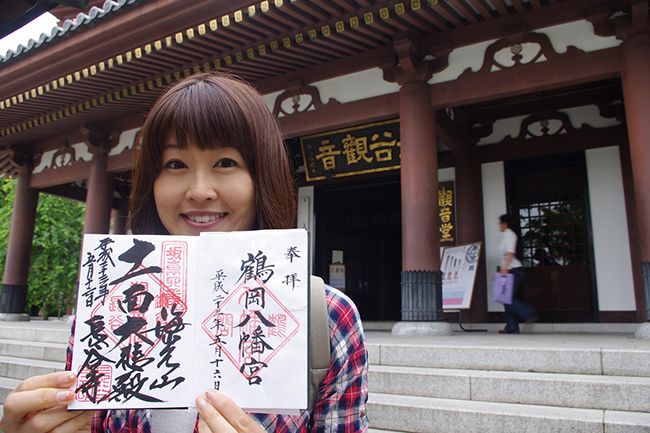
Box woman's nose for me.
[185,172,217,202]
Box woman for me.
[498,214,538,334]
[0,73,369,433]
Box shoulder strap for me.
[309,275,330,411]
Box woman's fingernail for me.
[59,371,76,386]
[196,397,207,410]
[56,390,72,402]
[205,389,218,400]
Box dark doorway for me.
[506,153,598,322]
[313,177,402,321]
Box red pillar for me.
[83,152,114,235]
[0,169,39,318]
[400,80,440,272]
[622,32,650,260]
[621,31,650,321]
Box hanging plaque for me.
[300,119,400,181]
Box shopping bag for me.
[492,272,515,304]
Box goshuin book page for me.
[69,229,309,414]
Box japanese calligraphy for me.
[438,181,456,244]
[301,119,401,181]
[72,229,309,413]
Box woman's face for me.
[153,142,256,236]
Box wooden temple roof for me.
[0,0,639,194]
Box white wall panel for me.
[586,147,636,311]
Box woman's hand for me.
[196,390,265,433]
[0,371,96,433]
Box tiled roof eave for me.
[0,0,143,65]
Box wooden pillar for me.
[385,34,452,332]
[455,157,488,322]
[0,169,39,319]
[83,151,114,235]
[621,31,650,262]
[400,80,440,272]
[111,202,128,235]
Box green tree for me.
[0,177,86,317]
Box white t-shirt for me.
[499,228,523,270]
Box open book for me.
[69,229,309,414]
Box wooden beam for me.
[435,110,470,159]
[278,92,399,137]
[472,124,627,163]
[30,160,91,189]
[30,147,133,189]
[431,47,621,108]
[40,184,87,203]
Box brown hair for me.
[127,72,296,234]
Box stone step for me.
[367,340,650,377]
[367,393,650,433]
[0,355,65,381]
[362,322,641,334]
[0,339,67,363]
[0,323,71,344]
[369,364,650,412]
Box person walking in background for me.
[498,214,538,334]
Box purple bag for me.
[493,272,515,304]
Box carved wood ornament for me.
[460,28,584,78]
[503,111,593,143]
[51,145,77,169]
[272,84,339,118]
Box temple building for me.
[0,0,648,326]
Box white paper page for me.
[69,230,309,414]
[194,229,309,413]
[70,235,197,409]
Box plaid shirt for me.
[67,286,369,433]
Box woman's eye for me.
[216,158,237,168]
[164,160,186,170]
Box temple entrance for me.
[313,177,402,321]
[506,153,598,322]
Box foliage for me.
[519,199,585,267]
[0,177,86,317]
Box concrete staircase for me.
[365,329,650,433]
[0,320,69,419]
[2,321,650,432]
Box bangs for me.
[151,78,255,155]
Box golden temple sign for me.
[439,181,456,245]
[300,119,400,181]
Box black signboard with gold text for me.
[300,119,400,181]
[439,181,456,245]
